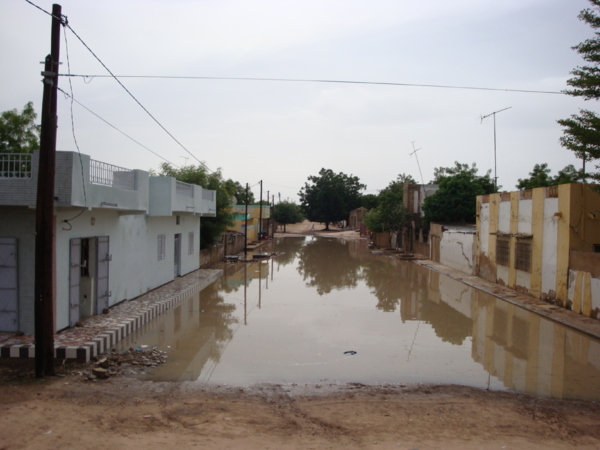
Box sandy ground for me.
[2,223,600,449]
[275,220,363,239]
[1,359,599,449]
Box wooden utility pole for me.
[35,3,62,377]
[244,183,249,259]
[258,180,263,239]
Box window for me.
[496,238,510,267]
[176,215,180,225]
[188,231,194,255]
[158,234,166,260]
[515,240,532,272]
[594,244,600,253]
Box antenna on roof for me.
[410,141,425,185]
[480,106,511,191]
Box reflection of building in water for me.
[226,260,269,288]
[471,292,600,400]
[425,270,600,400]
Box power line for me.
[56,87,179,167]
[23,0,209,172]
[62,25,213,172]
[59,74,564,95]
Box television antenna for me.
[180,156,189,167]
[480,106,511,191]
[410,141,425,185]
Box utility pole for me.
[266,190,270,236]
[272,194,275,233]
[244,183,249,259]
[35,3,62,378]
[481,107,511,191]
[258,180,263,239]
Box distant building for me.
[228,204,271,241]
[0,151,216,333]
[349,207,368,231]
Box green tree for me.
[155,162,236,249]
[516,163,584,189]
[359,193,379,210]
[298,168,366,230]
[516,163,553,189]
[272,200,304,232]
[0,102,39,154]
[558,0,600,181]
[554,164,584,184]
[230,181,255,205]
[363,175,413,234]
[423,162,496,225]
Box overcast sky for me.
[2,0,596,201]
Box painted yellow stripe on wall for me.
[530,188,544,298]
[556,184,570,303]
[508,192,519,289]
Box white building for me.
[0,151,216,334]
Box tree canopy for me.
[298,168,365,230]
[423,162,496,225]
[363,173,414,234]
[155,162,236,249]
[272,200,304,232]
[516,163,583,190]
[0,102,39,154]
[558,0,600,182]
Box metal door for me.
[69,238,81,327]
[96,236,110,314]
[0,238,18,332]
[174,234,181,277]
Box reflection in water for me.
[114,237,600,401]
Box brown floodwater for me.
[114,236,600,401]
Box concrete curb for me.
[413,259,600,340]
[0,269,223,362]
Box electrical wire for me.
[56,87,179,167]
[24,0,186,171]
[62,25,87,224]
[62,24,213,173]
[59,74,565,96]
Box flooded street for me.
[115,237,600,401]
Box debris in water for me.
[344,351,357,355]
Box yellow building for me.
[476,183,600,319]
[228,205,271,242]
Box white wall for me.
[54,208,200,331]
[498,201,511,234]
[439,231,476,275]
[541,198,558,299]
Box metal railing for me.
[176,180,193,197]
[0,153,32,178]
[90,159,135,190]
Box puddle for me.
[114,237,600,401]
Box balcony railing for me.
[90,159,135,190]
[202,189,214,201]
[0,153,32,178]
[176,180,193,197]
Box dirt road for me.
[1,361,599,449]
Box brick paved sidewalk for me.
[0,268,222,362]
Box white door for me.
[69,238,81,327]
[96,236,110,314]
[0,238,18,332]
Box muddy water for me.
[114,237,600,400]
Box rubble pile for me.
[83,347,168,380]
